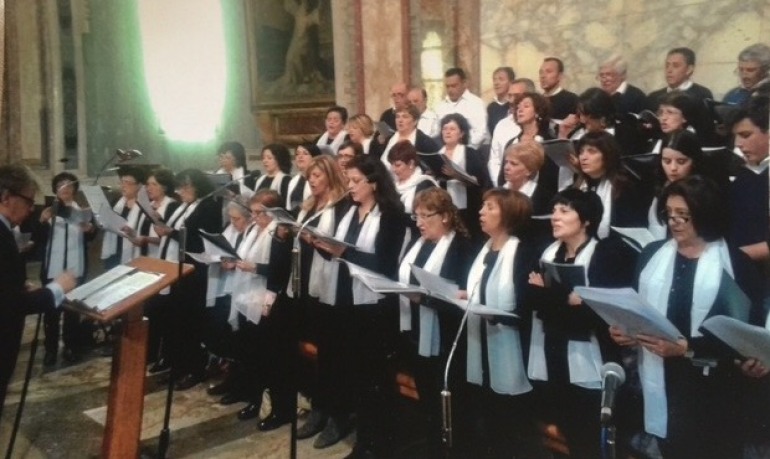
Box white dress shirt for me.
[489,115,522,184]
[435,89,488,148]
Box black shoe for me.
[43,350,57,366]
[206,380,231,396]
[62,347,81,363]
[237,402,261,421]
[175,373,203,391]
[297,409,327,439]
[258,413,290,431]
[313,416,349,449]
[148,358,169,374]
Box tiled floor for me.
[0,316,357,458]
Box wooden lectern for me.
[66,257,193,459]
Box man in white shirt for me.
[488,78,536,185]
[407,87,440,138]
[435,67,488,149]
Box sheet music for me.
[265,207,300,227]
[409,264,460,301]
[611,226,658,251]
[66,265,136,302]
[305,226,358,249]
[700,315,770,364]
[541,261,586,289]
[86,271,164,311]
[574,286,682,341]
[80,185,111,214]
[542,139,578,171]
[335,258,423,294]
[441,154,479,186]
[62,207,93,225]
[200,237,241,261]
[97,204,130,236]
[199,229,240,258]
[137,187,169,229]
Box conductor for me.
[0,164,77,418]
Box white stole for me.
[205,223,243,306]
[254,172,287,194]
[440,145,469,209]
[398,232,455,356]
[46,203,85,278]
[159,200,199,263]
[528,239,603,388]
[381,129,418,172]
[466,237,532,395]
[320,205,382,306]
[637,238,733,438]
[396,172,436,214]
[136,195,175,259]
[316,130,349,154]
[647,197,667,241]
[231,220,277,325]
[298,204,338,299]
[286,174,311,209]
[100,197,141,263]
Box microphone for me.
[441,271,484,449]
[116,149,143,162]
[600,362,626,424]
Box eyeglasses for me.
[411,212,438,221]
[660,212,691,225]
[9,190,35,208]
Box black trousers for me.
[532,381,603,459]
[166,267,208,376]
[315,302,355,418]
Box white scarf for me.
[398,232,456,356]
[320,204,382,306]
[254,172,287,194]
[136,195,175,259]
[440,145,469,209]
[100,197,141,263]
[580,178,612,239]
[466,237,532,395]
[286,174,311,210]
[45,202,85,278]
[647,197,667,241]
[205,223,244,306]
[396,171,436,214]
[528,239,603,388]
[316,129,348,154]
[637,238,733,438]
[381,129,417,171]
[294,202,338,299]
[159,200,200,262]
[231,220,277,325]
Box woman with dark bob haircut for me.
[527,188,637,459]
[253,144,292,204]
[610,175,762,459]
[154,168,222,390]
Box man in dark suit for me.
[0,164,76,418]
[646,47,713,111]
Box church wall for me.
[477,0,770,103]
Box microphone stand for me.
[283,194,347,459]
[4,198,61,459]
[157,225,187,458]
[440,277,482,457]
